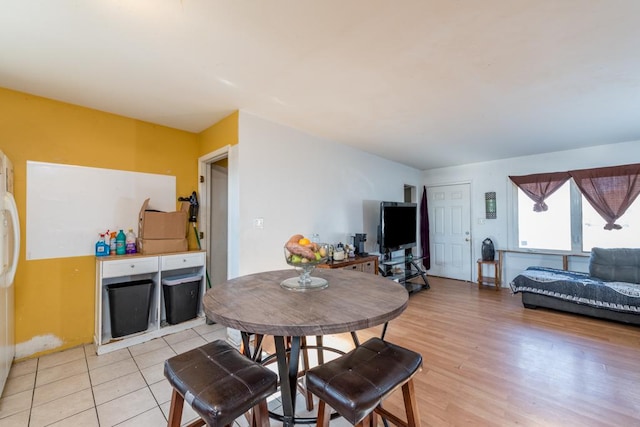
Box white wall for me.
[423,140,640,284]
[236,112,422,275]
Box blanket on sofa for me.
[510,266,640,314]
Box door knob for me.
[465,238,470,242]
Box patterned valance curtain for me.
[569,163,640,230]
[509,172,571,212]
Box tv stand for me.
[379,254,429,294]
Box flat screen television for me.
[378,201,417,253]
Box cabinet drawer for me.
[161,252,205,271]
[362,261,377,274]
[101,257,158,278]
[343,264,363,272]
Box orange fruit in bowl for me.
[298,237,311,246]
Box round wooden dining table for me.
[202,268,409,426]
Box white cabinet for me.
[94,251,206,355]
[101,257,158,278]
[161,253,204,270]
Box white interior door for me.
[427,183,472,281]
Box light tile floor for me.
[0,323,346,427]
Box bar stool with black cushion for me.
[164,340,278,427]
[306,337,423,427]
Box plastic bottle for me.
[95,234,109,257]
[110,231,117,254]
[116,229,126,255]
[125,228,137,254]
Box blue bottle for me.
[95,234,110,257]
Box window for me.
[516,184,572,251]
[582,194,640,251]
[514,182,640,252]
[512,164,640,252]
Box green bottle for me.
[116,229,126,255]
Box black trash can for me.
[162,274,202,325]
[107,279,154,338]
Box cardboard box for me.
[138,198,189,240]
[137,238,188,255]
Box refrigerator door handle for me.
[4,192,20,285]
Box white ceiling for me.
[2,1,640,170]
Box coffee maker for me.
[353,233,367,255]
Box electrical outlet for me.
[478,218,486,225]
[253,218,264,229]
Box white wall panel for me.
[237,112,422,275]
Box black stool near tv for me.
[377,201,430,293]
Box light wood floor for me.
[346,276,640,426]
[4,277,637,426]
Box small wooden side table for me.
[477,259,501,290]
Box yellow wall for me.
[198,111,239,156]
[0,87,201,357]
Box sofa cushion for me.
[589,247,640,284]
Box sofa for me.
[509,247,640,325]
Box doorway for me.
[426,183,472,281]
[208,162,228,286]
[404,185,415,204]
[198,146,232,287]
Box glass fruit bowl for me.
[282,244,329,291]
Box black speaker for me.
[482,238,495,261]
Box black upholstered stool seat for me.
[164,339,278,427]
[306,337,422,427]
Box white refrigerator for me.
[0,151,20,395]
